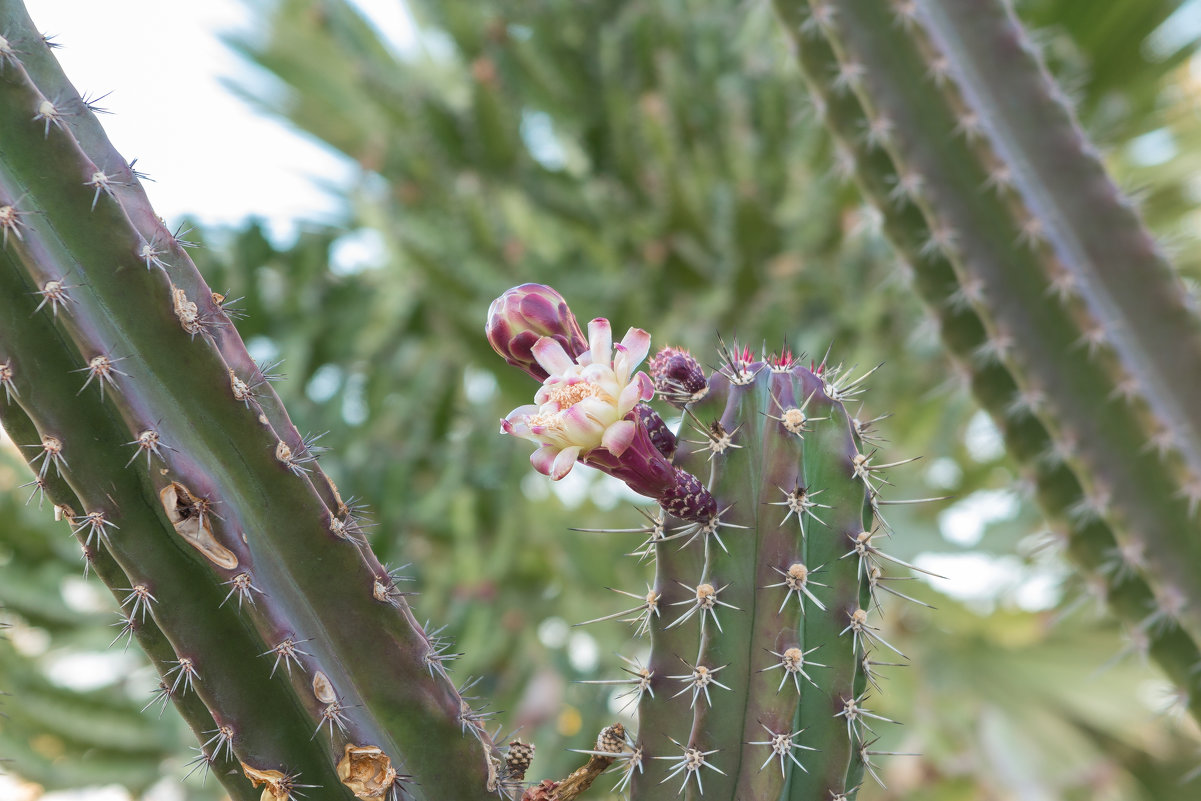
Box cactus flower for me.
[486,283,588,382]
[502,318,655,480]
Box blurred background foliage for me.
[2,0,1201,798]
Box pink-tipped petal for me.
[636,371,655,400]
[502,404,541,432]
[588,318,613,366]
[530,445,561,477]
[617,379,644,413]
[601,420,637,457]
[551,446,582,479]
[618,327,651,368]
[532,337,576,376]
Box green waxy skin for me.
[769,0,1201,730]
[0,1,501,797]
[631,358,892,801]
[0,249,345,797]
[0,399,261,801]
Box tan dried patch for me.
[229,368,251,402]
[337,744,397,798]
[325,474,346,514]
[312,670,336,704]
[171,285,201,334]
[160,482,237,569]
[241,762,291,800]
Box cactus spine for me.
[491,287,929,799]
[771,0,1201,726]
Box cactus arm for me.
[768,0,1201,725]
[625,359,882,800]
[0,252,346,798]
[773,0,1201,635]
[920,0,1201,483]
[0,2,500,796]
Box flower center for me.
[547,380,600,408]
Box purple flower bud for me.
[649,346,708,406]
[486,284,588,382]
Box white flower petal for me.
[532,337,576,376]
[588,318,613,366]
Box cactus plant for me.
[489,284,933,799]
[0,3,503,797]
[771,0,1201,726]
[3,0,1200,797]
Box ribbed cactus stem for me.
[629,356,887,800]
[919,0,1201,484]
[0,2,502,797]
[491,288,927,800]
[0,249,348,797]
[767,0,1201,727]
[0,397,260,799]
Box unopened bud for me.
[486,284,588,381]
[649,346,707,406]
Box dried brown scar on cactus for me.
[337,744,398,799]
[241,763,313,801]
[160,481,237,569]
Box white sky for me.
[27,0,417,240]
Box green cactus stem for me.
[0,395,261,800]
[491,288,932,800]
[767,0,1201,726]
[0,2,503,797]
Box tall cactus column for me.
[0,2,503,798]
[769,0,1201,729]
[490,286,929,800]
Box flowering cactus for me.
[492,285,927,800]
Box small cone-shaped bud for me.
[505,741,535,780]
[636,402,676,458]
[649,346,707,406]
[596,723,626,753]
[487,283,588,381]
